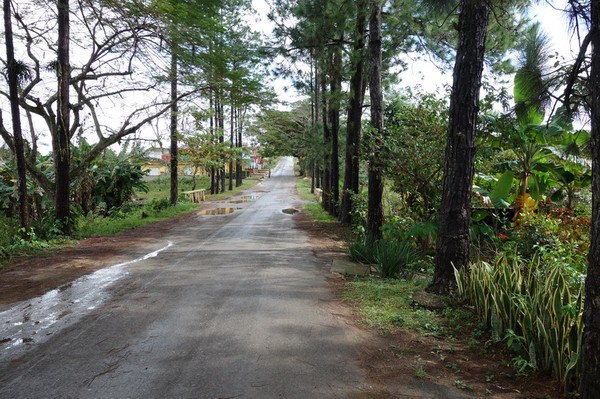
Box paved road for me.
[0,157,368,398]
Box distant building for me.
[141,147,264,178]
[249,148,268,172]
[142,147,172,177]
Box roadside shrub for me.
[456,257,583,393]
[349,239,419,278]
[501,209,589,277]
[146,198,171,214]
[349,191,368,237]
[348,240,377,265]
[28,206,80,241]
[383,91,447,219]
[0,214,20,254]
[375,240,419,278]
[0,215,19,240]
[381,216,437,255]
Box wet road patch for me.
[230,194,259,203]
[197,208,241,216]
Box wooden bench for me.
[182,189,206,203]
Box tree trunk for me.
[229,103,234,191]
[316,165,321,189]
[26,110,38,165]
[321,73,332,212]
[312,58,321,193]
[367,1,384,241]
[169,45,179,206]
[311,158,315,193]
[213,169,219,195]
[340,4,367,226]
[218,94,225,193]
[210,94,216,195]
[236,108,243,187]
[582,1,600,397]
[3,0,29,234]
[309,56,316,194]
[428,0,491,295]
[55,0,71,233]
[329,47,342,217]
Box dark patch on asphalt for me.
[230,195,259,203]
[197,208,241,216]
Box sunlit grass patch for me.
[296,177,337,222]
[295,176,316,201]
[342,278,446,335]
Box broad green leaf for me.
[490,170,514,205]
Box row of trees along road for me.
[254,0,599,396]
[1,0,600,396]
[0,0,273,233]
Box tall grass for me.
[349,239,419,278]
[74,200,199,238]
[140,176,210,201]
[455,258,584,392]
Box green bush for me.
[382,90,447,219]
[376,240,419,278]
[348,240,378,264]
[349,239,419,278]
[382,216,437,254]
[456,195,590,391]
[146,198,171,214]
[506,209,589,275]
[456,257,583,392]
[0,214,20,248]
[349,191,368,236]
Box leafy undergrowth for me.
[293,171,569,398]
[339,277,569,398]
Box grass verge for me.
[77,177,259,238]
[74,202,199,238]
[296,176,337,222]
[1,176,260,264]
[342,278,446,335]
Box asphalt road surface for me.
[0,157,369,399]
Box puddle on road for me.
[230,194,259,204]
[282,208,299,215]
[0,241,173,360]
[197,208,241,216]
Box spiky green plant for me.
[455,257,584,392]
[348,239,418,279]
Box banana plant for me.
[482,24,590,215]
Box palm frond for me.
[514,23,552,125]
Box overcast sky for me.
[0,1,589,155]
